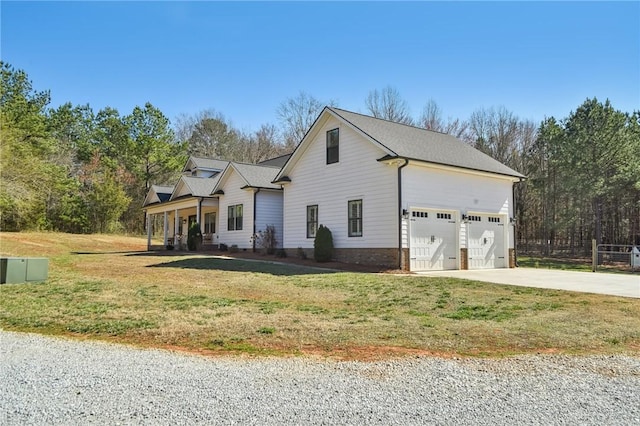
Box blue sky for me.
[2,1,638,132]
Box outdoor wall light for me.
[402,209,409,218]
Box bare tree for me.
[466,106,521,167]
[239,123,287,164]
[418,99,468,138]
[277,92,332,150]
[365,86,414,125]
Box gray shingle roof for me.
[185,157,229,172]
[230,163,282,190]
[180,175,220,197]
[328,107,525,178]
[258,153,292,168]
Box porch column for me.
[196,199,202,234]
[146,213,152,249]
[163,211,169,246]
[174,209,179,246]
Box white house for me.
[273,107,525,271]
[143,156,287,251]
[212,162,284,251]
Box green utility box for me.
[0,257,49,284]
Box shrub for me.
[254,225,277,255]
[187,222,203,251]
[314,224,333,262]
[297,247,307,260]
[275,249,287,258]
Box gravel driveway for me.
[1,331,638,425]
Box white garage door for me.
[467,214,506,269]
[410,209,457,271]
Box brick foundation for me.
[509,248,516,268]
[285,247,400,269]
[460,248,468,270]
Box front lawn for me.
[1,232,639,359]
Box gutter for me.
[397,159,409,270]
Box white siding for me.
[401,163,515,250]
[217,170,254,249]
[255,190,284,248]
[283,117,398,249]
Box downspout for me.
[253,188,261,252]
[397,159,409,270]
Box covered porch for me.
[144,197,220,250]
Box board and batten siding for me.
[283,117,398,249]
[255,190,284,249]
[400,162,515,250]
[217,170,254,249]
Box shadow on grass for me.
[146,256,336,276]
[72,251,149,255]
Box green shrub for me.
[313,224,333,262]
[187,222,203,251]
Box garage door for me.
[410,209,457,271]
[467,214,506,269]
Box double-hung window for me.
[348,199,363,237]
[326,128,339,164]
[227,204,243,231]
[307,205,318,238]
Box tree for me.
[277,91,331,150]
[126,102,185,193]
[0,62,56,230]
[187,112,240,159]
[418,99,467,138]
[365,86,413,125]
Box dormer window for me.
[326,128,339,164]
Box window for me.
[227,204,243,231]
[489,216,501,223]
[348,199,363,237]
[204,212,216,234]
[437,213,452,220]
[307,205,318,238]
[326,128,339,164]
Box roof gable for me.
[213,162,282,194]
[169,175,220,201]
[182,156,229,173]
[143,185,174,206]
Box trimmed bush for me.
[187,222,203,251]
[313,224,333,262]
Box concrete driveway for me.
[419,268,640,298]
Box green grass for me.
[1,232,639,359]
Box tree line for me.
[1,63,638,254]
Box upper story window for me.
[227,204,243,231]
[326,128,339,164]
[307,205,318,238]
[348,199,363,237]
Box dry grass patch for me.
[1,232,639,359]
